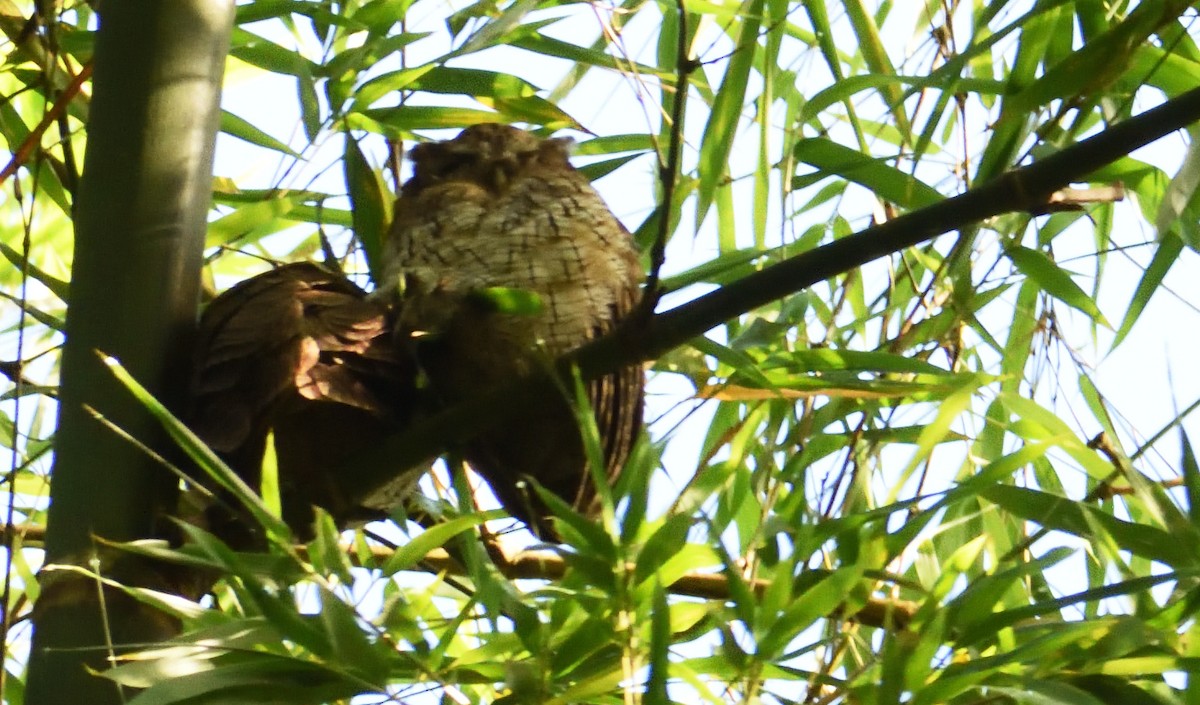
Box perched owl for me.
[189,262,419,544]
[382,123,645,537]
[189,125,644,545]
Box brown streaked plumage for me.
[189,262,419,544]
[381,123,645,537]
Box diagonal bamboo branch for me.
[337,86,1200,502]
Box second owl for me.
[382,124,645,537]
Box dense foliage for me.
[4,1,1200,703]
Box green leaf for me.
[1000,393,1114,478]
[309,509,355,585]
[798,73,1005,125]
[775,348,948,375]
[532,480,617,562]
[1112,232,1182,349]
[317,587,389,680]
[1007,246,1110,328]
[980,485,1190,566]
[229,28,317,76]
[695,0,762,226]
[946,546,1075,632]
[343,133,390,282]
[206,197,298,247]
[0,241,70,300]
[455,0,540,55]
[634,514,692,586]
[97,353,290,542]
[645,581,670,705]
[382,512,496,574]
[297,60,322,142]
[509,32,671,80]
[1182,429,1200,529]
[220,109,300,156]
[259,431,281,518]
[235,0,354,27]
[986,680,1107,705]
[1004,0,1191,115]
[575,153,643,182]
[355,66,572,127]
[842,0,911,138]
[353,105,502,132]
[1155,133,1200,243]
[792,137,943,208]
[573,133,656,156]
[758,567,862,658]
[119,659,364,705]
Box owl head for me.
[405,124,575,195]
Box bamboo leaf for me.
[343,133,390,281]
[695,0,762,226]
[220,109,301,157]
[1007,246,1111,328]
[980,485,1190,566]
[382,512,498,574]
[1112,233,1182,349]
[97,353,290,541]
[792,137,943,209]
[645,581,671,705]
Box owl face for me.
[386,123,638,353]
[406,124,573,195]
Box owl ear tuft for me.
[538,136,576,164]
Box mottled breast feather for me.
[381,123,645,537]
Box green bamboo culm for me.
[25,3,235,703]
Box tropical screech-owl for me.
[189,124,644,543]
[188,263,418,544]
[382,123,645,537]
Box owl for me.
[382,123,645,537]
[188,262,419,545]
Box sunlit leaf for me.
[1007,246,1111,328]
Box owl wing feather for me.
[189,262,418,544]
[582,283,645,513]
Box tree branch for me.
[640,0,694,307]
[339,86,1200,503]
[398,544,917,630]
[618,88,1200,366]
[4,523,917,631]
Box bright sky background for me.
[217,9,1200,696]
[215,1,1200,523]
[4,1,1200,700]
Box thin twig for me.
[337,84,1200,501]
[640,0,695,313]
[0,62,92,187]
[0,522,918,629]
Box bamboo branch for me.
[337,86,1200,501]
[4,522,917,630]
[0,63,92,186]
[394,544,918,630]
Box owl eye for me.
[413,146,478,181]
